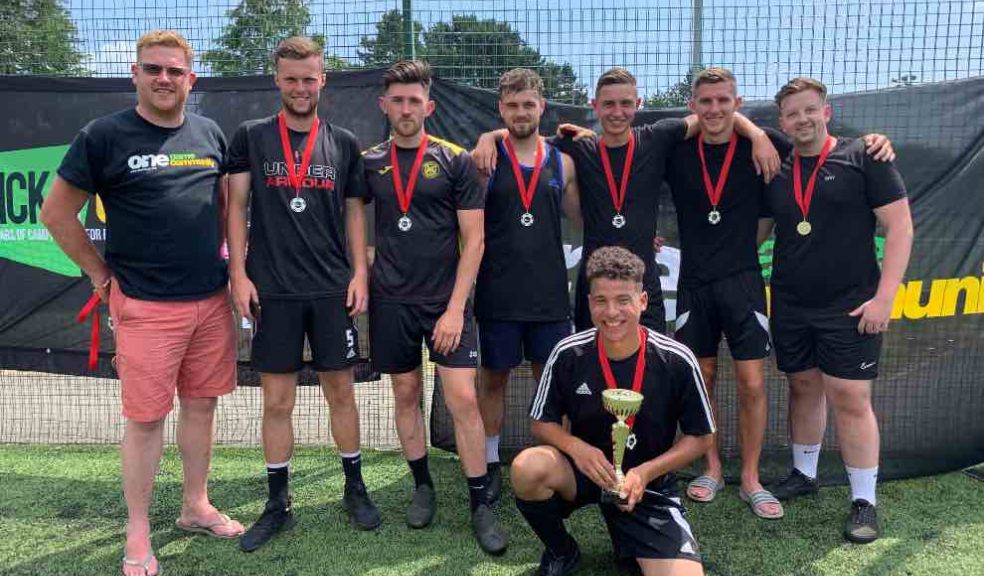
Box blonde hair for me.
[136,30,193,65]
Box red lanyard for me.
[77,293,101,371]
[503,137,545,214]
[390,133,429,216]
[277,112,320,199]
[596,326,647,428]
[697,133,738,210]
[598,132,636,216]
[793,136,836,222]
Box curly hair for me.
[586,246,645,286]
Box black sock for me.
[467,473,489,511]
[516,496,575,557]
[267,464,289,504]
[407,455,433,488]
[341,452,364,486]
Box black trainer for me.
[770,468,820,501]
[471,502,508,555]
[239,497,296,552]
[342,482,382,531]
[406,484,437,529]
[487,462,503,504]
[845,499,880,544]
[537,539,581,576]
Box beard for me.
[392,117,422,138]
[507,122,539,140]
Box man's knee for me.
[511,447,560,496]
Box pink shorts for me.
[110,280,237,422]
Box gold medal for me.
[797,221,812,236]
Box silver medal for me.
[397,215,412,232]
[289,197,306,213]
[708,209,721,225]
[520,212,535,227]
[612,213,626,228]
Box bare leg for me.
[391,368,427,462]
[175,396,243,536]
[121,418,164,576]
[318,368,360,454]
[437,365,487,477]
[688,357,721,500]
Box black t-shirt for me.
[764,137,907,308]
[530,327,715,492]
[227,115,366,299]
[57,108,228,301]
[667,128,792,287]
[363,136,485,303]
[555,120,687,296]
[475,140,569,322]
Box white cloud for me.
[87,40,135,77]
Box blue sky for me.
[72,0,984,100]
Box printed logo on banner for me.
[0,145,104,277]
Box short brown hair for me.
[691,67,737,93]
[498,68,543,97]
[273,36,324,69]
[384,60,432,91]
[774,77,828,107]
[586,246,645,286]
[595,67,637,96]
[136,30,193,65]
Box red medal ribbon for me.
[697,132,739,211]
[277,112,320,199]
[793,136,836,222]
[596,326,647,429]
[390,133,430,215]
[598,132,636,216]
[76,292,101,371]
[503,137,545,215]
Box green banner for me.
[0,145,88,277]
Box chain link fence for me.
[2,1,982,102]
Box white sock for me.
[791,443,822,479]
[846,466,878,506]
[485,435,500,464]
[266,460,290,470]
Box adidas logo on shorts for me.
[346,348,357,359]
[576,383,592,395]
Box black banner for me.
[1,71,982,479]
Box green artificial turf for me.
[0,446,981,576]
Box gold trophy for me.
[601,388,644,504]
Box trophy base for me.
[600,489,628,506]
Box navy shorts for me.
[251,295,358,373]
[674,270,771,361]
[478,319,573,370]
[771,294,882,380]
[369,299,479,374]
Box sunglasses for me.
[138,62,190,79]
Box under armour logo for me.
[469,350,479,358]
[575,383,592,395]
[860,361,877,370]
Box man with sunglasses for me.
[41,30,242,576]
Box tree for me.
[357,9,423,66]
[359,12,587,104]
[0,0,87,75]
[202,0,346,76]
[645,67,704,108]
